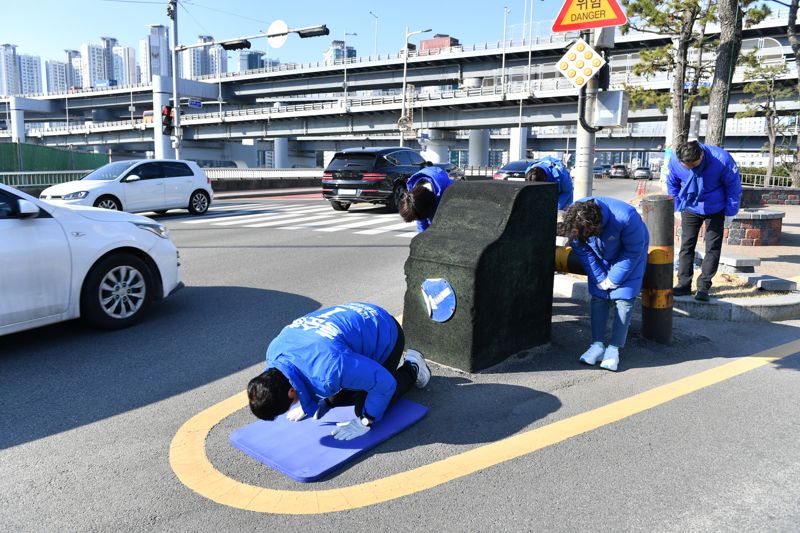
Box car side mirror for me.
[18,199,40,218]
[124,174,141,183]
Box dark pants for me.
[326,318,416,419]
[677,209,725,292]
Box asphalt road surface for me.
[2,182,799,532]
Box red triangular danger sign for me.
[552,0,627,32]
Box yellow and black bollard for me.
[640,194,674,344]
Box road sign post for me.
[551,0,627,199]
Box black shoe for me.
[694,291,710,302]
[673,286,691,297]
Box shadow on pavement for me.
[479,297,800,375]
[0,286,320,450]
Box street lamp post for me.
[501,6,510,92]
[399,26,431,147]
[343,32,357,109]
[369,11,378,57]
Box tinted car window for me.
[82,160,138,181]
[405,151,426,165]
[130,162,163,180]
[161,162,194,177]
[500,161,533,172]
[0,190,18,218]
[326,153,377,171]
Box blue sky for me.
[3,0,564,70]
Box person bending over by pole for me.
[247,302,431,441]
[527,156,574,210]
[399,163,455,232]
[667,140,741,302]
[562,197,649,372]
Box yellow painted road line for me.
[169,338,800,515]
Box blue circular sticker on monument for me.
[421,278,456,323]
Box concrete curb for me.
[553,274,800,322]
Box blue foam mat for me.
[230,398,428,482]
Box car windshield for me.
[82,161,139,181]
[500,161,533,172]
[326,153,378,171]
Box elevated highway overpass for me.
[0,11,795,166]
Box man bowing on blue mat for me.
[247,302,431,441]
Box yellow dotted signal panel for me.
[557,38,606,89]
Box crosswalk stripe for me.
[396,231,417,238]
[354,221,417,235]
[209,206,332,226]
[243,213,335,228]
[313,214,398,232]
[277,214,368,230]
[179,207,277,223]
[208,203,267,211]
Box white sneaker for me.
[600,345,620,372]
[404,349,431,388]
[579,342,605,365]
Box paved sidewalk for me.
[723,204,800,283]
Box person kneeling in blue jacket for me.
[399,164,455,232]
[562,197,649,372]
[247,302,431,440]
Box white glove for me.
[331,418,371,441]
[597,278,617,291]
[285,402,307,422]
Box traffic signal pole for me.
[572,30,600,200]
[168,0,181,159]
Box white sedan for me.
[0,183,183,336]
[39,159,213,215]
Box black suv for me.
[322,147,429,212]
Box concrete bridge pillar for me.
[468,129,490,167]
[508,127,528,162]
[151,76,173,159]
[273,137,289,168]
[9,98,25,143]
[418,129,455,164]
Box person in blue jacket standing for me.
[528,156,573,210]
[667,140,741,301]
[399,163,455,232]
[562,197,649,372]
[247,302,431,440]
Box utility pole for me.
[572,30,600,200]
[167,0,181,159]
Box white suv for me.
[0,183,183,335]
[40,159,213,215]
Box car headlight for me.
[133,222,170,239]
[63,191,89,200]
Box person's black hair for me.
[677,141,703,163]
[528,166,548,182]
[399,184,436,223]
[562,200,602,244]
[247,368,293,421]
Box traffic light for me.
[161,105,173,135]
[221,39,251,51]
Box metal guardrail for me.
[1,169,794,189]
[204,168,322,180]
[0,170,89,187]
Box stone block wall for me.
[741,186,800,207]
[674,209,784,246]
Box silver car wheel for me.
[98,265,146,319]
[191,192,209,213]
[97,198,119,210]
